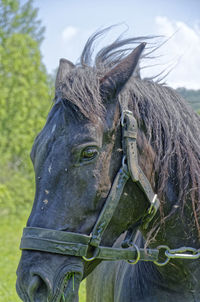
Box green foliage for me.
[0,212,28,301]
[0,0,45,44]
[0,33,50,162]
[176,87,200,112]
[0,162,35,215]
[0,0,53,214]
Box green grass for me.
[0,209,86,302]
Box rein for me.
[20,110,199,266]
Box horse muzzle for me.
[16,250,83,302]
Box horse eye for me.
[81,147,98,161]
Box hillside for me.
[176,87,200,112]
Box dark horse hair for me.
[57,28,200,241]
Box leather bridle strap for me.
[20,227,159,262]
[121,110,160,229]
[89,164,129,247]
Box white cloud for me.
[61,26,79,42]
[145,17,200,89]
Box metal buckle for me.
[121,110,132,127]
[148,194,158,214]
[143,194,160,230]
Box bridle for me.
[20,110,160,264]
[20,110,200,266]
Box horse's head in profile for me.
[16,29,200,302]
[16,31,148,301]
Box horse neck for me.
[138,132,199,249]
[128,103,199,249]
[121,88,200,295]
[135,136,200,294]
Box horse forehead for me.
[32,111,103,160]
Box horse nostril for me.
[28,274,52,301]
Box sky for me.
[34,0,200,89]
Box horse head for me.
[16,39,154,302]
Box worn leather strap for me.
[122,110,160,229]
[122,110,139,181]
[20,227,159,262]
[20,227,91,256]
[90,165,129,247]
[138,168,160,229]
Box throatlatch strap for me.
[122,110,139,181]
[138,168,160,229]
[122,110,160,229]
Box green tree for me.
[0,0,45,43]
[0,0,53,214]
[0,33,51,164]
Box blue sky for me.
[34,0,200,89]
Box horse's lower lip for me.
[59,273,80,302]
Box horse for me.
[16,28,200,302]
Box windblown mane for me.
[58,28,200,237]
[121,78,200,239]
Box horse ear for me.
[100,42,146,100]
[55,58,75,89]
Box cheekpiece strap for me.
[121,110,139,181]
[90,165,129,247]
[121,110,160,229]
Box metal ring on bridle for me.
[127,243,141,265]
[82,247,100,262]
[153,245,170,266]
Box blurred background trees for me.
[0,0,53,215]
[177,87,200,113]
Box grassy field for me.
[0,210,86,302]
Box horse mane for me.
[58,28,200,237]
[121,78,200,239]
